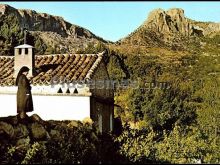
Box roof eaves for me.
[15,44,34,49]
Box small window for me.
[66,88,70,94]
[57,87,63,93]
[25,48,28,54]
[19,48,22,55]
[73,88,78,94]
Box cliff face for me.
[0,4,107,55]
[0,4,104,39]
[143,8,192,36]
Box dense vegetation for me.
[35,35,219,164]
[108,35,220,163]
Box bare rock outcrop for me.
[0,4,99,39]
[147,8,220,38]
[0,121,14,139]
[143,8,197,37]
[204,23,220,35]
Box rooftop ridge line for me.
[85,51,104,80]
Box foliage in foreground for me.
[115,124,220,164]
[0,120,124,164]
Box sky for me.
[1,1,220,42]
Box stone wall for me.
[90,60,114,133]
[90,60,114,99]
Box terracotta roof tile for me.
[0,52,104,86]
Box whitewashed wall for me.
[0,94,90,121]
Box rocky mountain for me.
[1,5,220,56]
[118,8,220,50]
[0,4,108,55]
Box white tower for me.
[14,44,35,78]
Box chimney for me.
[14,44,35,78]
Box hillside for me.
[0,4,109,56]
[105,8,220,164]
[106,8,220,82]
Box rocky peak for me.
[166,8,184,18]
[0,4,16,14]
[143,8,191,36]
[119,8,210,49]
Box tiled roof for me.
[0,52,104,86]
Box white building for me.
[0,44,114,133]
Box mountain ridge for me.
[1,4,220,55]
[0,4,110,55]
[118,8,220,50]
[0,4,107,40]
